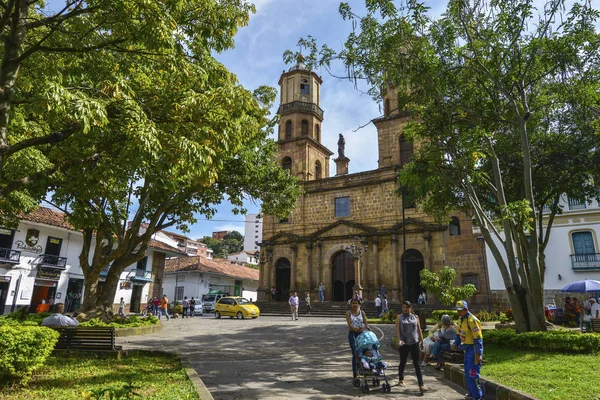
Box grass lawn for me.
[483,344,600,400]
[0,352,199,400]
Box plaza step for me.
[253,300,407,318]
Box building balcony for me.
[567,198,586,211]
[571,253,600,271]
[0,247,21,264]
[277,101,324,119]
[130,269,153,282]
[39,254,67,269]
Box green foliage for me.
[474,310,500,322]
[380,308,396,322]
[0,352,198,399]
[484,329,600,354]
[419,267,477,307]
[87,381,142,399]
[0,325,59,384]
[79,316,159,328]
[0,309,50,326]
[201,231,244,258]
[431,310,458,321]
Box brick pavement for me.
[118,316,468,399]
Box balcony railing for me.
[130,269,153,281]
[568,197,587,211]
[277,101,324,119]
[571,253,600,271]
[0,247,21,264]
[40,254,67,269]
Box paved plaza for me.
[118,316,467,399]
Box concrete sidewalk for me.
[118,316,469,399]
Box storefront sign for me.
[14,239,43,254]
[35,279,58,288]
[26,229,40,247]
[0,275,11,283]
[37,268,61,280]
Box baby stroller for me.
[353,331,391,393]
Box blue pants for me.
[432,341,450,362]
[463,345,482,399]
[348,331,360,377]
[319,291,325,302]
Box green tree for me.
[290,0,600,332]
[17,1,302,318]
[221,231,244,256]
[200,237,224,258]
[419,267,477,307]
[0,0,258,225]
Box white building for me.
[0,207,179,315]
[226,250,259,265]
[486,194,600,306]
[243,213,262,252]
[162,255,259,303]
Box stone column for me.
[391,234,399,302]
[316,241,324,299]
[372,236,379,293]
[423,231,432,271]
[361,241,370,298]
[290,244,298,291]
[305,242,313,292]
[334,156,350,176]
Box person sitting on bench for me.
[41,303,79,327]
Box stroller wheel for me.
[361,384,370,393]
[385,383,392,392]
[353,378,360,387]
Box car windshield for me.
[236,298,251,305]
[204,296,215,302]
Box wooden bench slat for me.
[52,326,117,352]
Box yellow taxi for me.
[214,296,260,319]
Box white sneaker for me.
[420,361,428,366]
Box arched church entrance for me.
[401,249,425,304]
[275,258,290,302]
[331,251,355,301]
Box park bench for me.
[591,318,600,333]
[52,327,122,352]
[441,351,464,363]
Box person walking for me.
[382,296,389,315]
[346,298,370,382]
[160,294,170,321]
[380,284,387,299]
[418,290,427,305]
[152,297,160,316]
[182,296,189,318]
[318,282,325,302]
[375,294,382,317]
[271,286,276,301]
[396,300,427,393]
[118,297,126,316]
[289,291,299,320]
[305,292,312,315]
[189,297,196,317]
[452,300,483,400]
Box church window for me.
[300,79,309,95]
[335,197,350,217]
[315,124,320,141]
[301,120,309,136]
[449,216,461,236]
[315,161,322,180]
[462,274,479,291]
[282,157,292,173]
[399,136,413,165]
[285,120,292,140]
[385,99,390,116]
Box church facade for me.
[257,63,490,309]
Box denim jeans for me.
[160,308,170,320]
[348,330,360,377]
[432,340,451,362]
[319,291,325,302]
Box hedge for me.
[0,325,60,384]
[432,310,458,321]
[484,328,600,354]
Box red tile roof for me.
[165,256,259,281]
[20,207,75,231]
[21,207,182,255]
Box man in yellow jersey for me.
[452,300,483,400]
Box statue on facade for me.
[337,133,346,158]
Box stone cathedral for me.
[257,61,489,308]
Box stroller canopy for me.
[355,330,380,350]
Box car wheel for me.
[236,311,244,319]
[252,316,258,319]
[200,313,203,316]
[215,311,221,319]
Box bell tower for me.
[277,60,333,181]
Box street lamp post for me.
[476,236,492,312]
[345,236,368,299]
